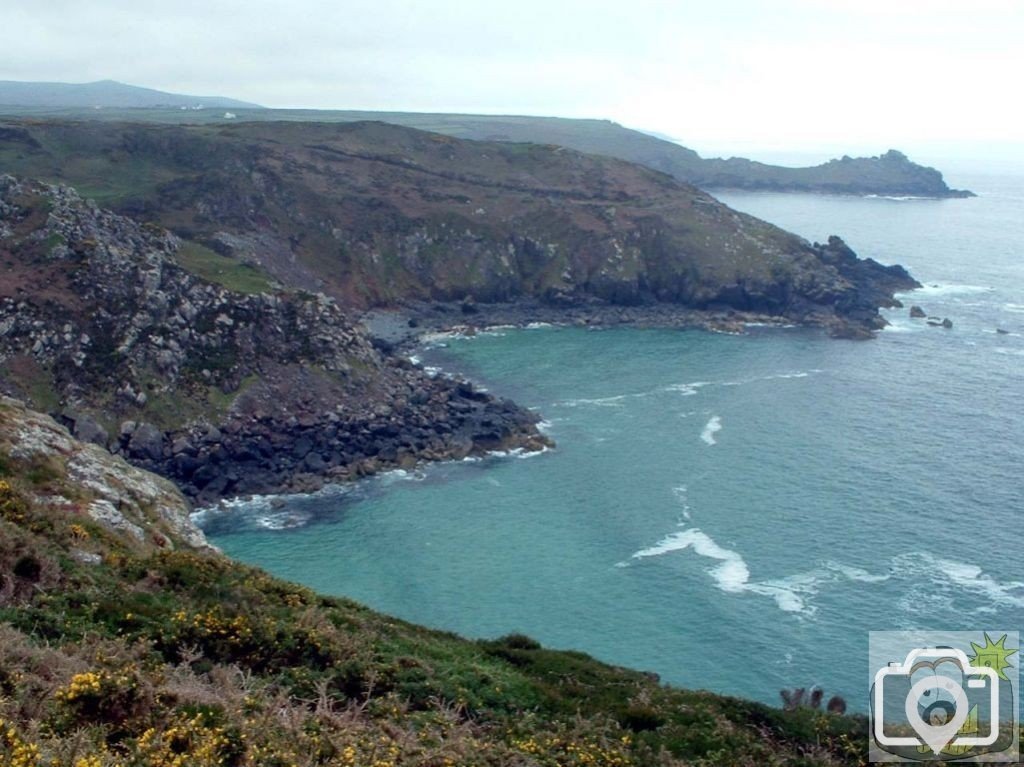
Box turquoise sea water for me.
[199,171,1024,709]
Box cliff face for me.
[0,177,548,503]
[0,119,918,335]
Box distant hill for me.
[0,81,969,196]
[0,79,261,109]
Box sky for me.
[4,0,1023,163]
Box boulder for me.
[127,422,165,461]
[909,305,926,318]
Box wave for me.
[906,283,996,298]
[700,416,722,445]
[559,371,820,410]
[630,528,750,589]
[1005,303,1024,314]
[863,194,931,201]
[664,381,712,396]
[893,552,1024,610]
[720,370,822,387]
[623,519,902,616]
[557,394,630,408]
[625,527,815,613]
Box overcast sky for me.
[5,0,1023,160]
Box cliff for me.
[0,119,918,337]
[0,397,868,765]
[0,176,548,503]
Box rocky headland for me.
[0,176,548,504]
[0,119,921,504]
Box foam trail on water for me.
[700,416,722,445]
[907,283,995,298]
[672,484,692,520]
[627,528,809,612]
[631,529,749,591]
[909,552,1024,608]
[664,381,712,396]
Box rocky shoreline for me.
[1,176,918,509]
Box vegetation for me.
[0,103,969,197]
[0,422,873,766]
[173,242,275,295]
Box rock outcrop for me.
[0,177,548,502]
[0,395,210,550]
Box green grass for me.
[174,240,275,294]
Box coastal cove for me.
[199,171,1024,710]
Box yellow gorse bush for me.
[0,719,41,767]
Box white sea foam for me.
[255,511,312,530]
[624,520,900,616]
[906,283,995,298]
[720,370,821,387]
[671,484,692,520]
[1005,303,1024,314]
[915,552,1024,608]
[994,347,1024,356]
[558,394,629,408]
[630,528,750,590]
[864,194,930,201]
[626,527,814,612]
[525,321,554,329]
[700,416,722,445]
[664,381,712,396]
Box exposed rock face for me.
[909,305,927,318]
[0,120,918,336]
[0,177,548,502]
[0,395,210,549]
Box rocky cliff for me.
[0,176,548,503]
[0,119,918,337]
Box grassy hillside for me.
[0,395,869,766]
[0,103,969,197]
[0,80,259,110]
[0,119,916,338]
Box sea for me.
[196,169,1023,711]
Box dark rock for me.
[127,422,165,461]
[72,414,109,446]
[909,305,926,318]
